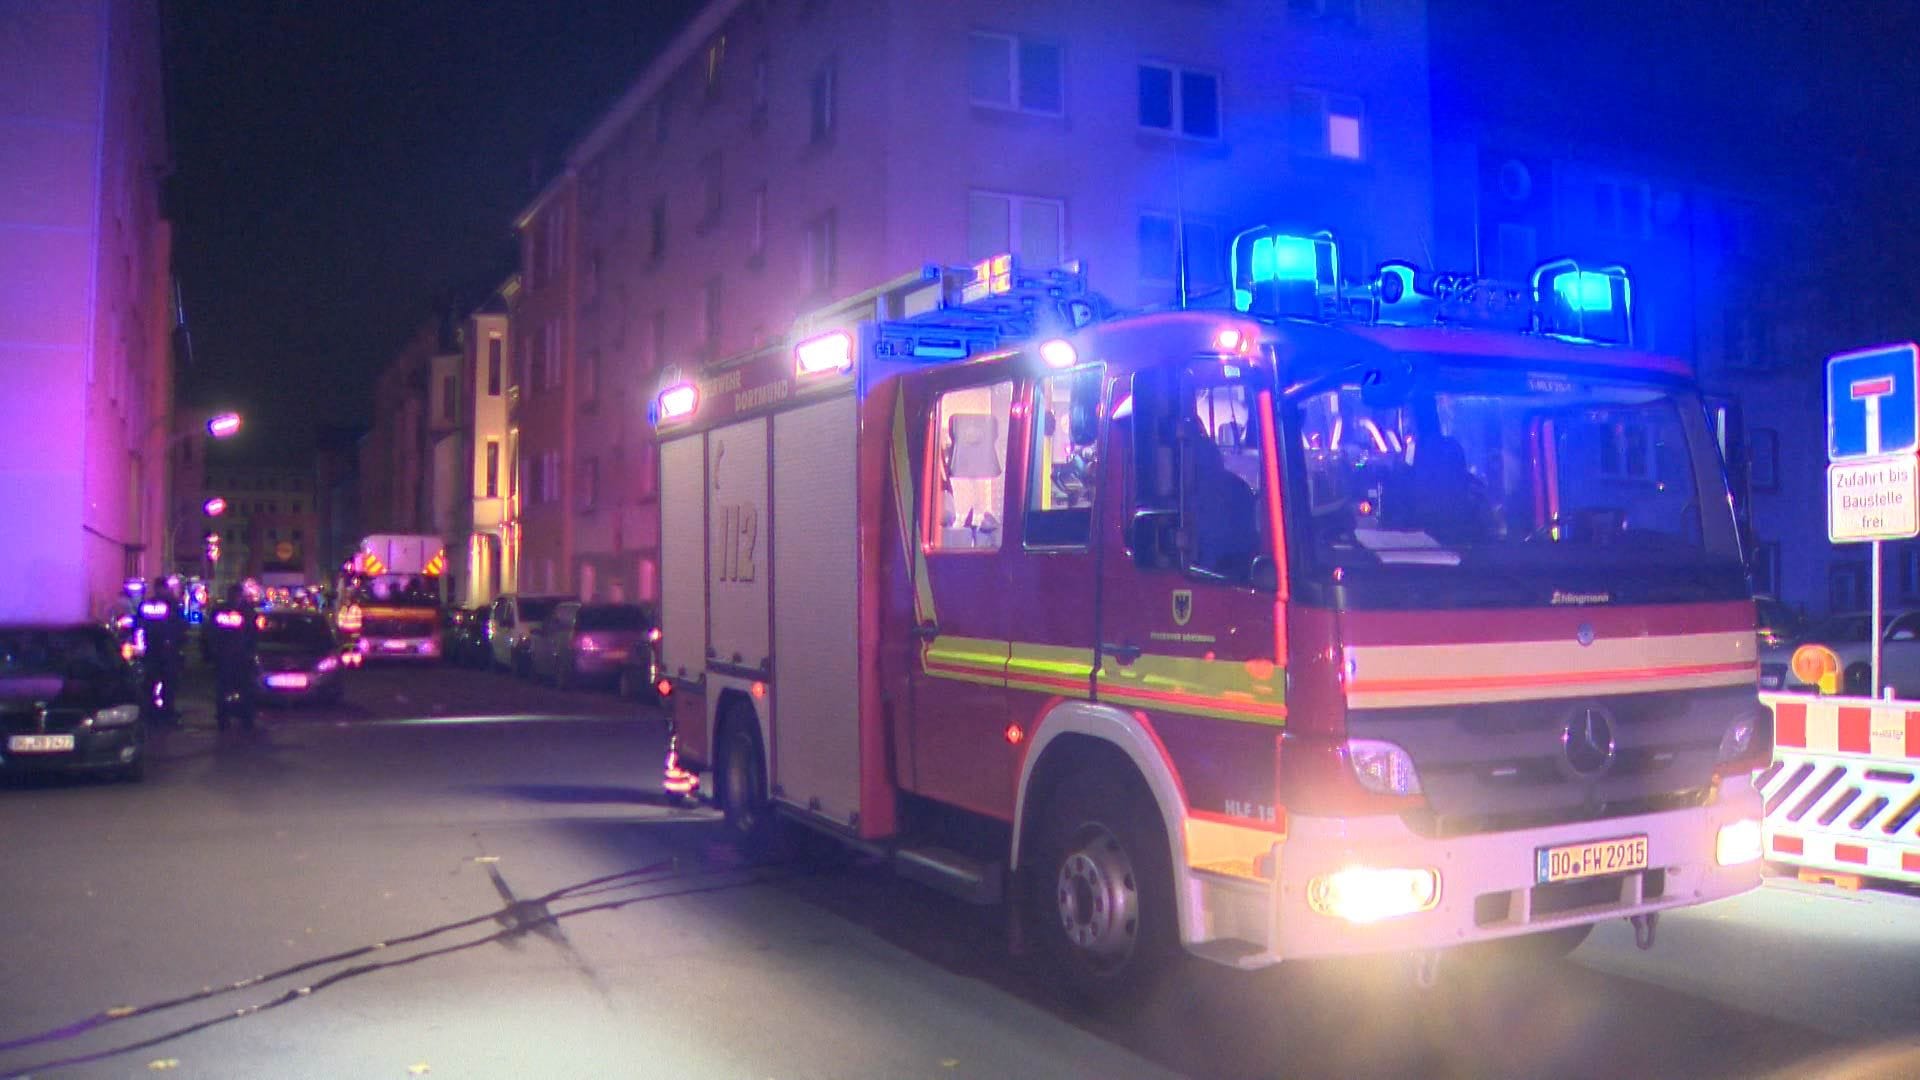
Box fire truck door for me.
[905,373,1014,818]
[1002,366,1106,727]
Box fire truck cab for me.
[650,232,1770,997]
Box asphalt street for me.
[1,662,1917,1079]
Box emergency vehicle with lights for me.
[334,533,446,663]
[648,231,1770,997]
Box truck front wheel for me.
[1028,768,1177,1006]
[718,711,776,858]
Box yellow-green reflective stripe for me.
[890,392,937,627]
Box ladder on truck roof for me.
[864,254,1112,365]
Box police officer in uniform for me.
[136,578,186,726]
[207,584,260,731]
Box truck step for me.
[894,846,1003,905]
[1797,868,1865,891]
[1188,938,1270,969]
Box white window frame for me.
[1292,87,1366,160]
[1137,62,1221,141]
[967,31,1065,117]
[967,190,1065,268]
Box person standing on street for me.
[136,578,186,727]
[207,584,261,731]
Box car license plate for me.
[266,673,310,689]
[1759,672,1782,689]
[1536,834,1648,884]
[382,640,412,651]
[602,648,630,660]
[7,734,75,753]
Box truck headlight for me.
[90,705,141,729]
[1716,820,1763,866]
[1348,738,1423,796]
[1308,866,1441,924]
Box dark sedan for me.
[255,611,347,706]
[0,624,146,781]
[531,603,656,691]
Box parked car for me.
[255,610,348,707]
[1761,609,1920,697]
[487,594,568,676]
[530,602,655,690]
[442,606,491,668]
[0,623,146,782]
[615,627,665,703]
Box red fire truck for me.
[648,231,1770,998]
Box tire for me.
[717,709,776,858]
[119,755,146,783]
[1027,767,1178,1007]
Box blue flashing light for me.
[1553,271,1614,313]
[1249,235,1319,284]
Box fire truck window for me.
[929,381,1013,552]
[1185,383,1266,581]
[1026,366,1104,548]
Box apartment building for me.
[0,0,175,621]
[516,0,1436,603]
[452,280,519,608]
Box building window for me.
[487,336,503,395]
[581,350,600,402]
[968,32,1064,115]
[544,206,566,280]
[1138,64,1220,140]
[967,191,1063,267]
[927,380,1015,552]
[804,211,836,295]
[485,440,500,498]
[1137,213,1224,296]
[530,329,547,390]
[700,278,723,351]
[650,310,668,365]
[540,451,562,505]
[544,322,561,388]
[751,185,768,260]
[579,458,599,512]
[809,60,835,143]
[1291,88,1365,160]
[293,530,303,542]
[654,88,671,143]
[700,152,723,226]
[442,375,457,422]
[292,501,302,514]
[648,196,667,262]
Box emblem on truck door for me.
[1172,589,1193,627]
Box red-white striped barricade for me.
[1758,692,1920,887]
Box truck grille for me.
[1348,684,1755,839]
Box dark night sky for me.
[162,0,1918,463]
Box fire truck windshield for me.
[1287,361,1745,606]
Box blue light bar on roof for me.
[1231,227,1340,316]
[1532,259,1633,344]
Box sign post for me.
[1827,343,1920,696]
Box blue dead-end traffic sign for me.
[1829,343,1920,461]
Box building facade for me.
[0,0,175,621]
[451,280,519,609]
[195,465,323,587]
[515,0,1436,605]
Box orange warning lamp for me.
[1789,643,1841,696]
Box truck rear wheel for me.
[1028,768,1177,1006]
[718,710,776,858]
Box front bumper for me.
[1188,775,1763,965]
[0,726,144,775]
